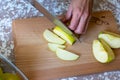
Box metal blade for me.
[33,0,80,42]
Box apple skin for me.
[56,48,79,61]
[98,31,120,48]
[48,43,66,52]
[92,39,115,63]
[53,26,76,45]
[43,29,66,44]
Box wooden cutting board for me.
[12,11,120,80]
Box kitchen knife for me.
[33,0,81,42]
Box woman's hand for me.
[65,0,93,34]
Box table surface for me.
[0,0,120,80]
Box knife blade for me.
[33,0,81,42]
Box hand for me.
[65,0,93,34]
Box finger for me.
[75,0,90,34]
[82,15,91,34]
[75,12,89,34]
[69,9,82,30]
[66,4,73,20]
[82,0,93,33]
[82,0,93,34]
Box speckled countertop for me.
[0,0,120,80]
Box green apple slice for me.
[48,43,66,52]
[53,26,76,45]
[93,40,108,63]
[56,48,79,61]
[99,39,115,62]
[43,29,66,44]
[98,31,120,48]
[92,39,115,63]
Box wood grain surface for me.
[12,11,120,80]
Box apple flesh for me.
[53,26,76,45]
[56,48,79,61]
[98,31,120,48]
[99,39,115,62]
[92,39,115,63]
[43,29,66,44]
[43,29,79,61]
[48,43,66,52]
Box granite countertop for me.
[0,0,120,80]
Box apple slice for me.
[92,39,115,63]
[98,31,120,48]
[48,43,66,52]
[99,39,115,62]
[53,26,76,45]
[43,29,66,44]
[56,48,79,61]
